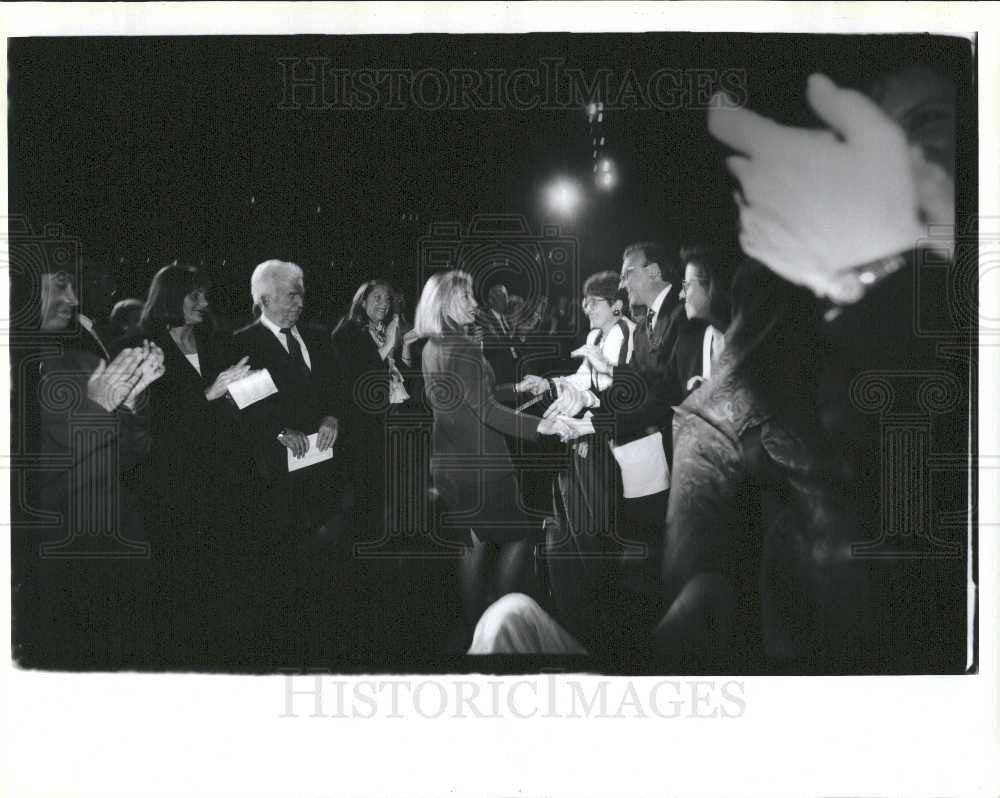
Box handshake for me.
[87,340,166,413]
[516,374,598,443]
[537,413,594,443]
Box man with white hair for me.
[230,259,345,662]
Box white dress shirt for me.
[701,325,724,380]
[259,313,312,371]
[76,313,110,360]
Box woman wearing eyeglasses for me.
[510,271,671,652]
[676,245,731,395]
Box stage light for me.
[598,171,616,190]
[600,158,613,172]
[546,178,582,216]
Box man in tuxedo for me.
[229,259,346,663]
[479,282,520,385]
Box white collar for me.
[76,314,110,357]
[649,285,672,319]
[259,313,294,337]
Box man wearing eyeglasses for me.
[546,240,700,467]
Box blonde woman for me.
[415,270,571,640]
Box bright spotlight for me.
[598,171,616,190]
[600,158,613,172]
[587,103,597,116]
[546,178,582,216]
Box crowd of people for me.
[13,65,969,672]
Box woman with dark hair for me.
[676,244,732,395]
[135,262,250,665]
[329,279,423,656]
[138,264,250,514]
[330,279,417,544]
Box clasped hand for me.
[514,374,549,396]
[537,414,586,443]
[278,416,339,459]
[542,380,592,420]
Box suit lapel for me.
[251,321,293,377]
[651,289,678,350]
[158,332,203,388]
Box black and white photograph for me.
[2,3,997,797]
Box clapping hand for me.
[123,341,166,409]
[515,374,549,396]
[401,327,420,366]
[571,344,613,376]
[708,73,924,304]
[87,347,144,412]
[205,356,252,401]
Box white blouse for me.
[185,353,201,376]
[564,318,637,393]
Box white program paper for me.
[227,368,278,409]
[287,432,334,472]
[612,431,670,498]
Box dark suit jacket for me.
[329,320,392,433]
[478,309,520,386]
[230,319,341,482]
[668,318,711,398]
[36,347,151,548]
[594,291,692,459]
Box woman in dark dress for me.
[414,270,567,640]
[330,279,417,546]
[136,263,251,665]
[329,279,418,654]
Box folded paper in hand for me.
[227,368,278,409]
[288,432,334,472]
[612,432,669,498]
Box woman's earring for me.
[612,307,621,316]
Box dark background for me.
[9,33,973,327]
